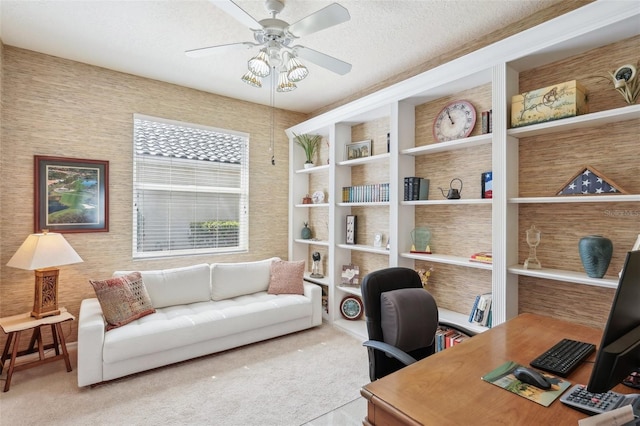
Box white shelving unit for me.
[288,2,640,340]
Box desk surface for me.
[361,313,635,425]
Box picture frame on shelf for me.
[341,264,360,287]
[373,232,383,248]
[345,140,371,160]
[346,215,357,244]
[34,156,109,233]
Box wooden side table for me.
[0,307,75,392]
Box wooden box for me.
[511,80,588,128]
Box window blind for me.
[133,114,249,258]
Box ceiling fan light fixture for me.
[241,71,262,88]
[248,49,270,77]
[276,70,296,92]
[286,56,308,83]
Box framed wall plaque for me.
[346,215,357,244]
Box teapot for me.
[439,178,463,199]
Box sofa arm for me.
[77,298,106,387]
[303,282,323,326]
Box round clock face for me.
[312,190,325,204]
[340,296,363,320]
[433,100,477,142]
[614,64,637,82]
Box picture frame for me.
[34,156,109,233]
[341,264,360,287]
[346,215,357,244]
[345,140,371,161]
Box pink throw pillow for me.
[268,260,305,295]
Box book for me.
[481,361,571,407]
[481,171,493,199]
[468,295,481,322]
[472,293,492,326]
[404,177,429,201]
[470,251,492,264]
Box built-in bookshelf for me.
[288,2,640,339]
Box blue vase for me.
[579,235,613,278]
[301,224,312,240]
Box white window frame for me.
[132,114,249,259]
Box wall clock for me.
[340,296,363,320]
[433,100,476,142]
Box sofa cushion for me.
[114,264,211,309]
[102,292,312,363]
[89,272,155,331]
[210,257,279,301]
[268,260,305,295]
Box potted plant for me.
[293,132,322,168]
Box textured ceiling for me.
[1,0,565,114]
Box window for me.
[133,114,248,258]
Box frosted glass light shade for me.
[277,71,296,92]
[241,71,262,88]
[286,56,308,82]
[247,49,270,78]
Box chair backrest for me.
[361,267,439,380]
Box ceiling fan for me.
[186,0,352,91]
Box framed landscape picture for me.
[34,156,109,233]
[345,140,371,161]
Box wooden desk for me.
[0,308,74,392]
[361,313,635,425]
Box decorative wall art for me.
[345,140,371,160]
[556,165,628,196]
[34,156,109,233]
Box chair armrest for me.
[363,340,418,366]
[77,298,106,387]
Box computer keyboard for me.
[530,338,595,377]
[560,384,640,416]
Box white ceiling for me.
[0,0,565,114]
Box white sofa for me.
[77,258,322,387]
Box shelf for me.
[507,105,640,138]
[400,133,492,156]
[508,265,619,289]
[400,252,493,270]
[509,194,640,204]
[295,164,330,174]
[337,152,390,167]
[333,318,367,341]
[438,308,489,335]
[295,238,329,246]
[304,273,330,287]
[294,203,329,208]
[337,244,390,255]
[403,198,492,206]
[336,285,362,297]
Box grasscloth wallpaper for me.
[0,1,595,350]
[0,46,305,346]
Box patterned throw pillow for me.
[267,260,305,295]
[89,272,156,330]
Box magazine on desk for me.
[481,361,571,407]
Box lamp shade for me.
[7,231,83,270]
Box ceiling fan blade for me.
[293,46,352,75]
[185,42,255,58]
[210,0,262,30]
[286,3,350,38]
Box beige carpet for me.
[0,323,370,426]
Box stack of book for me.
[403,177,429,201]
[469,251,492,264]
[342,183,389,203]
[435,326,471,352]
[469,293,492,328]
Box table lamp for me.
[7,230,83,319]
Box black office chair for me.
[361,267,439,381]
